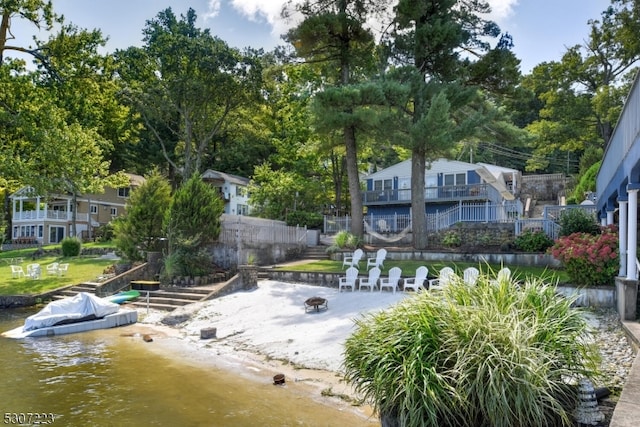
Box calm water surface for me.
[0,309,376,427]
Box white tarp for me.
[24,292,120,331]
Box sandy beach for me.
[128,280,411,421]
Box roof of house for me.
[365,158,478,180]
[10,173,146,199]
[201,169,250,186]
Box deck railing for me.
[12,211,89,222]
[362,183,497,205]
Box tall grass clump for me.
[343,274,601,427]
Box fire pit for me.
[304,297,328,313]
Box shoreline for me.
[119,280,409,422]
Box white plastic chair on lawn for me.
[10,265,25,279]
[26,263,41,279]
[463,267,480,286]
[339,267,358,292]
[57,263,69,276]
[366,248,387,270]
[404,266,428,292]
[359,267,381,292]
[491,267,511,286]
[428,266,455,291]
[46,262,59,275]
[342,249,364,269]
[380,267,402,293]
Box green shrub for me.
[514,230,554,252]
[61,237,82,257]
[442,230,461,247]
[285,211,323,229]
[559,208,600,237]
[333,231,361,249]
[344,274,601,427]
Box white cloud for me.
[223,0,519,42]
[229,0,295,37]
[203,0,223,20]
[486,0,518,23]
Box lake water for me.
[0,308,376,427]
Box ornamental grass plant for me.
[343,272,601,427]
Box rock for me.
[200,327,217,339]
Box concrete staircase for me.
[53,282,102,300]
[51,282,222,312]
[304,245,329,260]
[127,287,212,311]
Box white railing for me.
[325,201,524,235]
[12,211,89,222]
[542,204,597,221]
[515,219,561,241]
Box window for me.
[236,186,247,197]
[237,204,249,215]
[117,187,130,198]
[110,207,118,216]
[444,173,466,186]
[90,204,98,214]
[373,179,393,192]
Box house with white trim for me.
[596,70,640,298]
[362,158,521,231]
[9,173,145,245]
[201,169,251,216]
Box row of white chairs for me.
[342,248,387,271]
[339,265,511,293]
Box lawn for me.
[0,244,118,296]
[275,259,570,284]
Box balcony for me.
[12,210,89,223]
[363,183,491,206]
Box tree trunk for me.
[345,124,364,237]
[411,150,427,249]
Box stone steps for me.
[304,246,329,260]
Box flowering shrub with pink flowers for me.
[549,225,619,286]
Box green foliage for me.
[162,247,212,277]
[61,237,82,257]
[333,231,362,249]
[113,170,172,261]
[343,275,600,427]
[572,161,600,203]
[93,223,114,242]
[164,174,223,276]
[514,230,554,252]
[285,211,323,229]
[550,225,619,287]
[559,208,600,237]
[441,230,461,247]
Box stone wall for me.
[207,241,306,269]
[429,222,515,250]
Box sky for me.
[9,0,611,74]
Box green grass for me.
[0,244,118,296]
[275,259,570,283]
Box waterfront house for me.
[9,173,144,245]
[362,158,522,232]
[201,169,251,216]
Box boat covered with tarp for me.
[2,292,137,338]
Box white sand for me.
[138,280,410,373]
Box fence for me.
[325,201,523,235]
[217,215,307,245]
